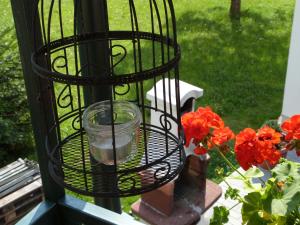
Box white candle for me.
[83,100,141,165]
[90,134,133,165]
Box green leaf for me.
[209,206,229,225]
[228,168,263,191]
[258,210,272,220]
[271,180,300,216]
[243,178,262,192]
[241,192,267,224]
[267,216,287,225]
[272,160,300,182]
[244,167,265,178]
[286,206,300,225]
[245,211,269,225]
[225,187,240,200]
[229,167,264,181]
[271,199,289,216]
[215,167,225,177]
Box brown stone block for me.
[187,154,210,175]
[131,199,200,225]
[177,154,210,191]
[141,181,174,216]
[131,179,222,225]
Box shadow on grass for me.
[177,9,292,131]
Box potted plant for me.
[181,108,300,225]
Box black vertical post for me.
[10,0,65,202]
[77,0,121,213]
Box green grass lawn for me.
[0,0,295,213]
[173,0,295,181]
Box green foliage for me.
[220,160,300,225]
[225,186,240,201]
[286,206,300,225]
[272,158,300,182]
[215,166,225,177]
[241,192,269,225]
[231,167,264,180]
[270,161,300,217]
[210,206,229,225]
[230,167,264,191]
[0,27,34,166]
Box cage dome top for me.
[32,0,180,86]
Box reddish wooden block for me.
[131,180,222,225]
[136,154,213,222]
[177,154,210,191]
[141,181,174,216]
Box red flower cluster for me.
[208,127,235,149]
[281,115,300,156]
[234,127,282,170]
[182,106,300,171]
[181,107,234,155]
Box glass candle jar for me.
[83,100,141,165]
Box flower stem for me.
[216,148,247,180]
[217,149,267,188]
[229,202,241,210]
[265,162,280,192]
[222,175,244,203]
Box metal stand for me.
[78,0,121,213]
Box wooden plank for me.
[0,192,43,221]
[0,159,24,177]
[0,177,43,225]
[0,159,38,187]
[1,195,43,225]
[0,165,28,185]
[6,202,41,225]
[0,179,42,208]
[0,169,39,195]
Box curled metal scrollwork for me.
[111,44,127,69]
[114,84,130,96]
[153,161,171,180]
[57,84,74,109]
[159,114,172,131]
[52,55,67,73]
[72,114,81,131]
[52,56,74,109]
[117,173,136,192]
[111,44,130,96]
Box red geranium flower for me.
[208,127,235,149]
[181,106,231,157]
[234,127,282,170]
[257,126,281,144]
[181,112,210,147]
[181,107,224,147]
[194,146,208,155]
[197,107,225,129]
[190,117,210,143]
[281,115,300,141]
[234,128,258,170]
[256,141,281,166]
[181,112,197,147]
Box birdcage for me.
[31,0,184,197]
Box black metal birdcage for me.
[31,0,184,198]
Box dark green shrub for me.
[0,27,34,166]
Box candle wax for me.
[90,134,133,165]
